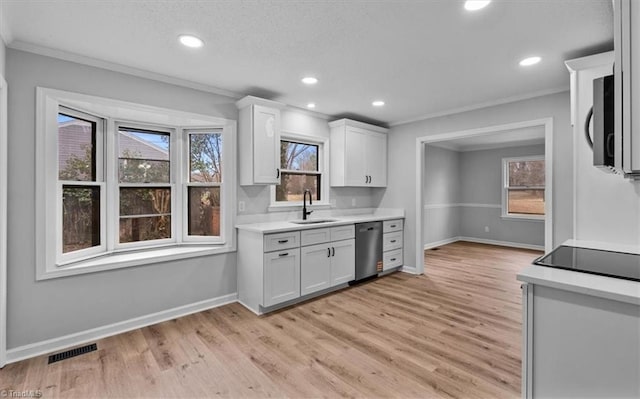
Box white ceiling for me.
[428,125,545,152]
[0,0,613,126]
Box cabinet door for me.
[330,239,355,286]
[344,128,368,186]
[263,249,300,307]
[252,105,281,184]
[366,131,387,187]
[300,243,332,296]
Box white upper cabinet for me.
[236,96,285,185]
[329,119,388,187]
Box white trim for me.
[9,40,241,100]
[0,73,7,367]
[269,131,330,209]
[400,265,419,275]
[501,155,546,220]
[424,236,544,251]
[391,88,568,127]
[5,293,238,365]
[417,118,554,276]
[423,237,460,250]
[37,244,236,281]
[36,87,237,280]
[458,236,544,251]
[424,203,502,210]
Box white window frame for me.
[501,155,545,221]
[36,87,237,280]
[113,122,176,250]
[269,131,330,211]
[56,106,107,264]
[182,128,226,244]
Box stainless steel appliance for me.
[354,221,383,281]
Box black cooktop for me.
[533,245,640,282]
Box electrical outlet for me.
[238,201,245,212]
[351,198,356,207]
[484,226,490,233]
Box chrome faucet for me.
[302,189,313,220]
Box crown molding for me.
[8,40,243,99]
[389,86,569,127]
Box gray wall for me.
[6,49,238,348]
[0,36,5,77]
[381,91,572,272]
[5,48,386,349]
[423,145,460,245]
[458,144,545,247]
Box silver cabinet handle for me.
[279,252,289,257]
[390,224,396,228]
[327,248,331,257]
[390,240,397,243]
[278,239,288,244]
[332,247,335,257]
[390,258,396,261]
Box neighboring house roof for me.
[58,121,169,175]
[118,130,169,161]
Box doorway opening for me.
[415,118,553,275]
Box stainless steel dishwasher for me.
[354,221,383,281]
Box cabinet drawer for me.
[264,231,300,252]
[383,248,403,270]
[383,231,403,251]
[301,228,331,246]
[383,219,403,233]
[331,224,355,241]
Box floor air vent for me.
[48,343,97,364]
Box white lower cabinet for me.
[300,244,332,295]
[301,239,355,296]
[331,239,356,285]
[382,219,404,271]
[263,249,301,307]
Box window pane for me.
[62,185,100,253]
[508,189,545,215]
[508,160,545,187]
[119,128,170,183]
[58,113,96,181]
[119,216,171,243]
[119,187,171,242]
[189,132,223,183]
[276,173,320,202]
[280,141,318,171]
[187,186,221,236]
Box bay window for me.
[37,88,236,280]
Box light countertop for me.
[236,210,404,234]
[517,239,640,305]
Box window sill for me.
[501,214,545,222]
[268,202,333,212]
[37,244,236,281]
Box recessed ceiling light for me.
[464,0,491,11]
[178,34,204,48]
[519,56,541,66]
[302,77,318,85]
[372,100,385,107]
[307,103,316,109]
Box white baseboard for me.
[424,236,544,252]
[6,292,238,365]
[401,265,420,275]
[424,236,460,250]
[458,236,544,251]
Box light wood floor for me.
[0,242,541,398]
